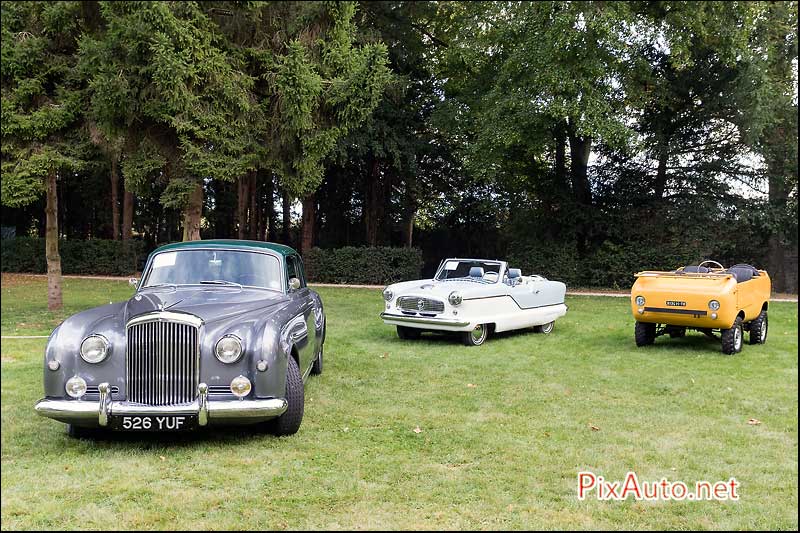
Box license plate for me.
[115,415,196,431]
[666,300,686,307]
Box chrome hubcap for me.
[542,321,554,334]
[734,327,742,350]
[471,325,486,343]
[760,321,767,342]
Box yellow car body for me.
[630,262,771,354]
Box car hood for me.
[125,286,288,325]
[388,279,505,299]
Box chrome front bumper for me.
[34,382,288,427]
[380,312,470,329]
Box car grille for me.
[397,296,445,314]
[126,318,199,405]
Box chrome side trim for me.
[380,312,470,327]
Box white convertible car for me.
[380,258,568,346]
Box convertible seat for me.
[469,266,485,278]
[506,268,522,286]
[726,264,758,283]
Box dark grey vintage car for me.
[35,240,325,437]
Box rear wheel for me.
[635,322,656,346]
[396,325,421,340]
[269,355,304,436]
[534,321,555,334]
[721,316,744,355]
[748,310,768,345]
[462,324,488,346]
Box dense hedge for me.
[1,237,146,275]
[305,246,423,285]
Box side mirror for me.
[129,278,139,289]
[288,277,301,291]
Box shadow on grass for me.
[66,424,287,448]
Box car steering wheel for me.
[698,260,725,270]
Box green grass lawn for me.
[1,274,797,530]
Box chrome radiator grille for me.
[126,319,199,405]
[397,296,445,314]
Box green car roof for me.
[152,240,298,258]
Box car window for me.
[286,255,306,288]
[142,250,282,291]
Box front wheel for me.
[269,355,304,436]
[462,324,489,346]
[397,325,421,340]
[534,321,555,334]
[635,322,656,346]
[721,316,744,355]
[748,310,768,345]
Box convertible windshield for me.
[142,250,283,291]
[435,259,502,283]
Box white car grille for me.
[397,296,445,314]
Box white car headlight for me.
[383,288,393,301]
[80,334,109,363]
[635,296,646,307]
[709,300,720,311]
[215,335,243,363]
[449,291,463,306]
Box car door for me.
[286,254,316,376]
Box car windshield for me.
[435,259,502,283]
[141,250,283,291]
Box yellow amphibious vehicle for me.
[631,260,770,354]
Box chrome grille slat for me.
[397,296,445,314]
[127,318,199,405]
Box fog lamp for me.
[638,308,644,314]
[230,375,252,398]
[711,312,718,320]
[65,376,87,399]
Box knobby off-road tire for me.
[534,321,555,334]
[635,322,656,346]
[462,324,488,346]
[748,310,768,345]
[721,316,744,355]
[270,355,304,436]
[397,325,421,340]
[311,344,323,375]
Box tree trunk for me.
[45,170,62,311]
[182,182,203,241]
[264,172,275,241]
[567,127,593,256]
[249,171,259,240]
[110,157,120,240]
[365,157,381,246]
[122,188,134,240]
[654,137,670,200]
[401,209,414,248]
[554,122,567,187]
[237,175,248,239]
[301,194,316,253]
[282,190,291,245]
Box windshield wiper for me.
[199,280,243,289]
[142,283,177,291]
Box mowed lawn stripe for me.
[1,278,797,529]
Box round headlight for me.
[230,375,252,398]
[635,296,646,307]
[80,334,109,364]
[449,291,463,306]
[65,376,87,398]
[709,300,721,311]
[215,335,243,364]
[383,288,393,302]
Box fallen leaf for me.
[690,378,695,384]
[343,427,350,432]
[543,432,551,438]
[747,418,761,426]
[160,455,166,461]
[726,387,733,392]
[466,383,478,388]
[589,425,601,431]
[380,352,389,359]
[413,426,422,434]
